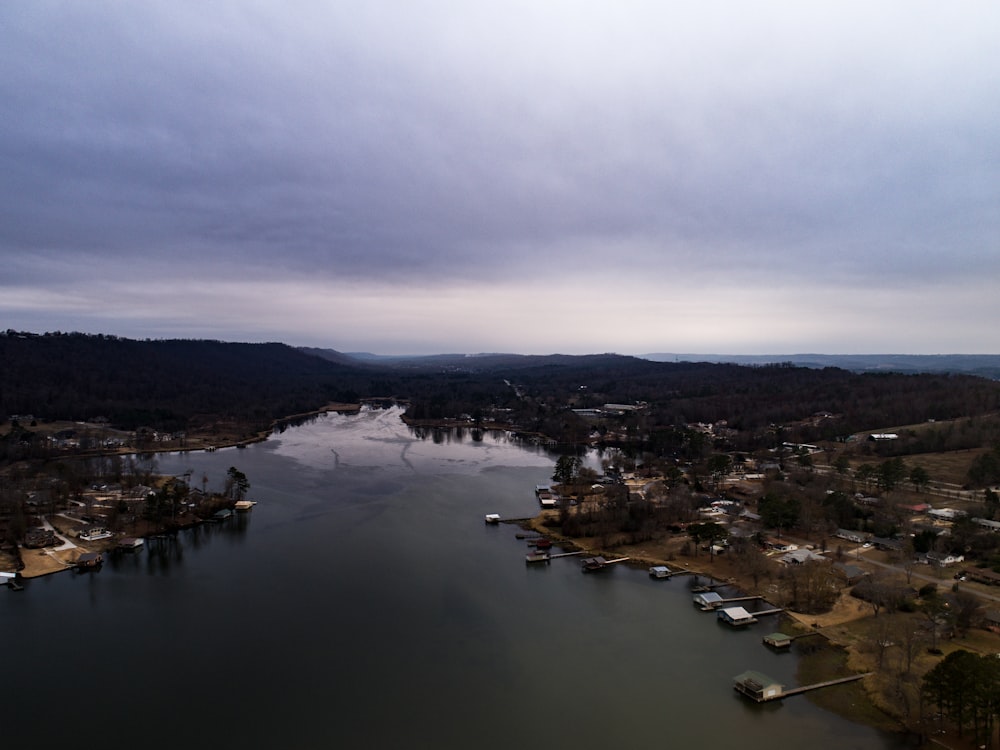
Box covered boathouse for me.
[733,671,784,702]
[694,591,723,609]
[718,606,757,627]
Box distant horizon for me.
[7,331,999,359]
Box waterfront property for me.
[75,551,103,569]
[78,525,112,542]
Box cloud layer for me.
[2,1,999,353]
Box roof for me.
[695,591,723,603]
[720,606,753,620]
[733,670,783,689]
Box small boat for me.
[525,551,551,564]
[530,538,553,550]
[484,514,501,524]
[117,537,144,551]
[234,500,257,512]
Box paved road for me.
[853,548,1000,604]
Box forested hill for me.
[5,332,1000,448]
[0,332,369,430]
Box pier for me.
[525,550,586,564]
[751,607,784,617]
[734,671,872,703]
[780,673,873,699]
[582,556,629,572]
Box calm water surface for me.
[2,408,905,749]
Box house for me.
[79,525,112,542]
[833,563,868,585]
[871,536,903,553]
[765,539,798,553]
[984,610,1000,634]
[835,529,868,544]
[733,671,784,702]
[928,508,967,521]
[974,518,1000,532]
[23,528,57,549]
[927,551,965,567]
[718,606,757,627]
[781,548,826,565]
[75,552,103,569]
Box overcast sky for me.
[2,2,998,355]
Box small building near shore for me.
[763,632,793,649]
[694,591,723,609]
[733,670,784,702]
[718,606,757,627]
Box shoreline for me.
[516,512,909,738]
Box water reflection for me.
[1,409,905,749]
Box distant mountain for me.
[311,350,644,373]
[297,346,369,367]
[641,353,1000,379]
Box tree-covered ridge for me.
[0,331,368,430]
[4,331,1000,459]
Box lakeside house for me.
[75,552,103,569]
[79,525,112,542]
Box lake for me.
[1,408,905,749]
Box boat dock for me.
[751,607,784,617]
[763,631,822,649]
[779,673,873,698]
[582,556,629,572]
[695,593,763,610]
[734,671,872,703]
[525,550,586,564]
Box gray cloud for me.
[2,1,999,352]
